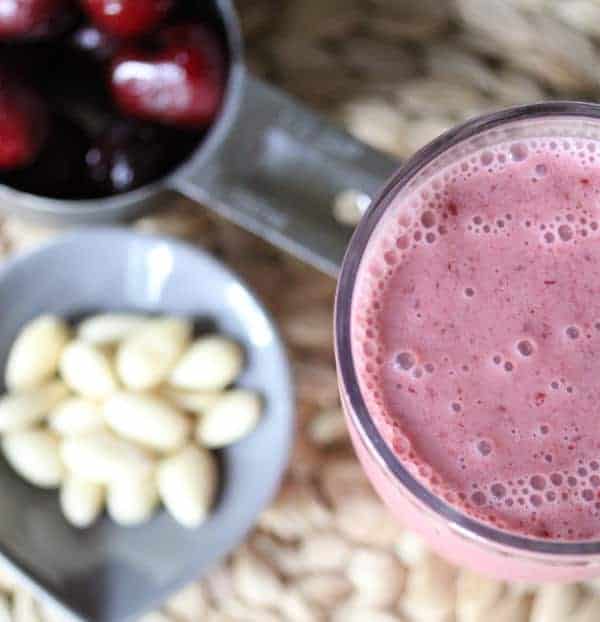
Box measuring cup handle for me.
[169,71,399,277]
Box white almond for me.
[277,589,315,622]
[530,584,580,622]
[231,546,282,608]
[104,392,191,452]
[297,533,350,573]
[574,597,600,622]
[107,474,159,526]
[0,565,17,592]
[59,341,117,399]
[5,315,70,391]
[161,387,222,415]
[395,530,429,566]
[13,590,41,622]
[308,408,347,446]
[298,574,352,609]
[196,389,261,448]
[165,583,209,621]
[0,593,10,622]
[77,313,149,345]
[169,336,243,391]
[456,570,504,622]
[157,444,217,528]
[402,553,456,621]
[346,548,405,608]
[0,381,68,432]
[116,317,191,391]
[489,595,530,622]
[49,397,104,436]
[61,431,155,484]
[3,429,64,488]
[331,606,398,622]
[60,474,104,528]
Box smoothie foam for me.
[352,137,600,541]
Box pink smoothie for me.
[352,137,600,542]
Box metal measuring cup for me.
[0,0,398,277]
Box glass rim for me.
[335,100,600,557]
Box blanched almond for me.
[104,392,191,452]
[402,553,456,621]
[5,316,70,391]
[297,533,350,573]
[196,389,261,448]
[3,429,64,488]
[61,431,155,484]
[456,570,505,622]
[161,387,222,415]
[298,574,352,609]
[60,474,104,528]
[0,593,10,622]
[0,566,17,592]
[59,341,117,399]
[116,317,191,391]
[231,546,282,608]
[0,381,68,432]
[13,590,41,622]
[165,583,209,621]
[157,444,217,528]
[169,336,243,391]
[49,397,104,436]
[308,408,347,446]
[346,548,405,608]
[331,606,398,622]
[77,313,149,345]
[107,474,159,526]
[530,584,580,622]
[395,530,429,566]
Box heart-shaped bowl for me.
[0,228,294,622]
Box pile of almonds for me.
[0,313,262,528]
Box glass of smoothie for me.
[335,101,600,582]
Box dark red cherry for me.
[1,114,96,198]
[0,73,47,169]
[70,24,119,61]
[81,0,173,38]
[0,0,73,39]
[85,121,198,194]
[109,24,225,128]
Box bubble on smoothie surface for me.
[395,351,415,371]
[566,326,580,340]
[476,439,493,456]
[510,142,529,161]
[558,224,573,241]
[516,340,534,357]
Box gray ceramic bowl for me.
[0,228,294,622]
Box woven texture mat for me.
[4,1,600,620]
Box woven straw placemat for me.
[4,1,600,620]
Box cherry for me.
[81,0,173,38]
[70,24,119,62]
[1,114,96,198]
[0,0,73,39]
[0,73,47,169]
[109,24,225,128]
[85,121,197,194]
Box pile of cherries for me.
[0,0,227,199]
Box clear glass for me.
[335,102,600,581]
